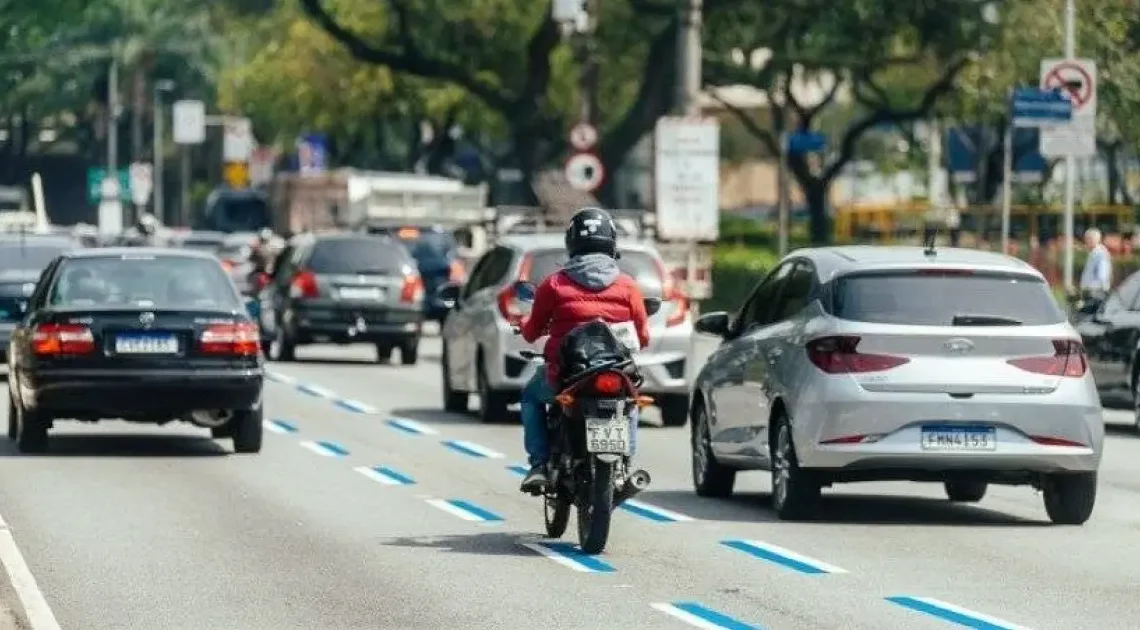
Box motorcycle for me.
[512,281,661,554]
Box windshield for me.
[528,249,663,295]
[0,244,67,271]
[49,255,240,310]
[309,238,410,274]
[830,271,1064,326]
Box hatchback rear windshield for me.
[830,271,1064,326]
[49,255,240,310]
[0,244,67,271]
[528,249,664,295]
[309,238,409,274]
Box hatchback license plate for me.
[586,415,630,454]
[115,333,178,355]
[920,425,996,451]
[339,287,383,300]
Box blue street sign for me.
[946,126,1045,184]
[1011,88,1072,128]
[787,131,826,154]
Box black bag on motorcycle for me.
[557,320,632,382]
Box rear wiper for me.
[952,314,1023,326]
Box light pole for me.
[152,79,175,225]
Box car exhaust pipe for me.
[186,409,234,429]
[613,469,651,506]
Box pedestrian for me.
[1079,227,1112,301]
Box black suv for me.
[259,233,425,364]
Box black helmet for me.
[565,207,618,258]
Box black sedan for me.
[6,248,265,453]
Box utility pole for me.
[1061,0,1077,292]
[577,0,600,125]
[106,57,119,176]
[676,0,702,116]
[130,71,144,225]
[180,146,191,227]
[153,80,174,224]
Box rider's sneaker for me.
[520,465,549,493]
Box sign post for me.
[1003,88,1073,253]
[564,152,605,192]
[653,116,719,300]
[172,100,205,227]
[223,118,255,188]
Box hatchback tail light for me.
[400,272,425,303]
[1007,339,1087,377]
[653,259,690,327]
[290,270,319,298]
[593,372,624,395]
[32,323,95,356]
[199,322,260,356]
[806,335,909,374]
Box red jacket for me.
[520,269,650,384]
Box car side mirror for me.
[694,311,731,337]
[643,297,662,317]
[434,282,462,308]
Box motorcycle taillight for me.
[593,372,624,395]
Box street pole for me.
[153,87,164,225]
[1000,97,1013,255]
[1061,0,1077,292]
[677,0,702,116]
[578,0,599,126]
[106,57,118,177]
[180,146,190,227]
[130,71,144,225]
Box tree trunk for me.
[804,179,829,245]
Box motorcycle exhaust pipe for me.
[613,469,651,506]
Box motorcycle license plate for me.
[586,415,630,454]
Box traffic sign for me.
[1011,88,1072,127]
[129,162,153,206]
[223,162,251,189]
[787,131,826,154]
[1039,58,1096,157]
[569,123,598,151]
[564,152,604,192]
[172,100,206,144]
[654,117,720,242]
[223,118,254,162]
[86,167,130,203]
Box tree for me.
[297,0,716,198]
[704,0,1000,243]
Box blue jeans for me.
[520,370,638,467]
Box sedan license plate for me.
[115,333,179,355]
[920,425,996,451]
[586,415,630,454]
[339,287,383,300]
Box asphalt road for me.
[0,333,1137,629]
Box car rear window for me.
[528,249,664,294]
[181,239,225,253]
[308,238,409,274]
[830,271,1065,326]
[0,244,67,270]
[49,255,240,310]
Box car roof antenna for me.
[923,224,938,257]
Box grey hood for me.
[562,253,620,291]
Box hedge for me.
[704,245,779,312]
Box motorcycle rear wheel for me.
[576,458,615,554]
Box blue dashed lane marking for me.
[885,596,1033,630]
[521,541,616,573]
[442,440,505,459]
[386,417,439,435]
[266,372,382,415]
[720,539,847,575]
[300,440,349,457]
[426,499,504,522]
[334,398,377,414]
[355,465,415,485]
[506,464,529,476]
[651,602,763,629]
[264,419,298,434]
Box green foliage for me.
[705,244,780,312]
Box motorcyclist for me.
[133,213,161,246]
[515,207,650,493]
[249,228,275,274]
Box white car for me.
[437,234,694,425]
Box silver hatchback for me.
[690,246,1103,524]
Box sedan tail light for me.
[199,322,259,356]
[290,270,319,298]
[32,323,95,356]
[806,335,909,374]
[1007,339,1087,377]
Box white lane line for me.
[0,513,61,630]
[296,382,336,399]
[424,499,503,522]
[650,602,759,629]
[441,440,505,459]
[334,399,377,414]
[299,440,348,457]
[354,466,415,486]
[386,417,439,436]
[886,596,1035,630]
[620,499,696,523]
[519,541,616,573]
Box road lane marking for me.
[264,419,298,434]
[650,602,761,630]
[886,596,1034,630]
[386,417,439,436]
[354,465,415,485]
[296,382,336,399]
[334,399,377,414]
[442,439,505,459]
[265,371,297,385]
[506,464,529,476]
[619,499,695,523]
[426,499,504,522]
[300,440,349,457]
[521,541,615,573]
[720,539,847,575]
[0,513,61,630]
